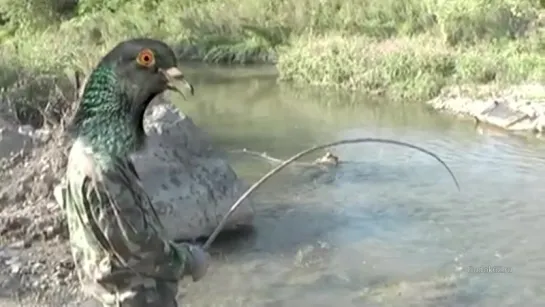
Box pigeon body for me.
[55,38,206,307]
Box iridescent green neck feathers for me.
[70,66,147,165]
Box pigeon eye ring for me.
[136,49,155,67]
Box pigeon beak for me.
[162,67,194,100]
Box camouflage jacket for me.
[55,139,193,305]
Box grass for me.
[279,32,545,101]
[1,0,545,127]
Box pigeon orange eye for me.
[136,49,155,67]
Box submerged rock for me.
[358,274,462,306]
[131,103,255,240]
[427,83,545,135]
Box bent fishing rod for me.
[202,137,460,249]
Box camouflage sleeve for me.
[74,170,193,282]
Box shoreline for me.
[427,83,545,138]
[3,59,545,138]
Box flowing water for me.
[172,66,545,307]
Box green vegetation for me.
[1,0,544,126]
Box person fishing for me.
[55,38,208,307]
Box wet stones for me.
[358,274,461,306]
[294,241,333,268]
[427,83,545,136]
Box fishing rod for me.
[202,138,460,249]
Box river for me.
[169,65,545,307]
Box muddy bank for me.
[427,83,545,137]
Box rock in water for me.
[131,103,255,241]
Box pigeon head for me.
[70,38,194,161]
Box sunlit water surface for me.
[169,66,545,307]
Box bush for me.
[434,0,538,46]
